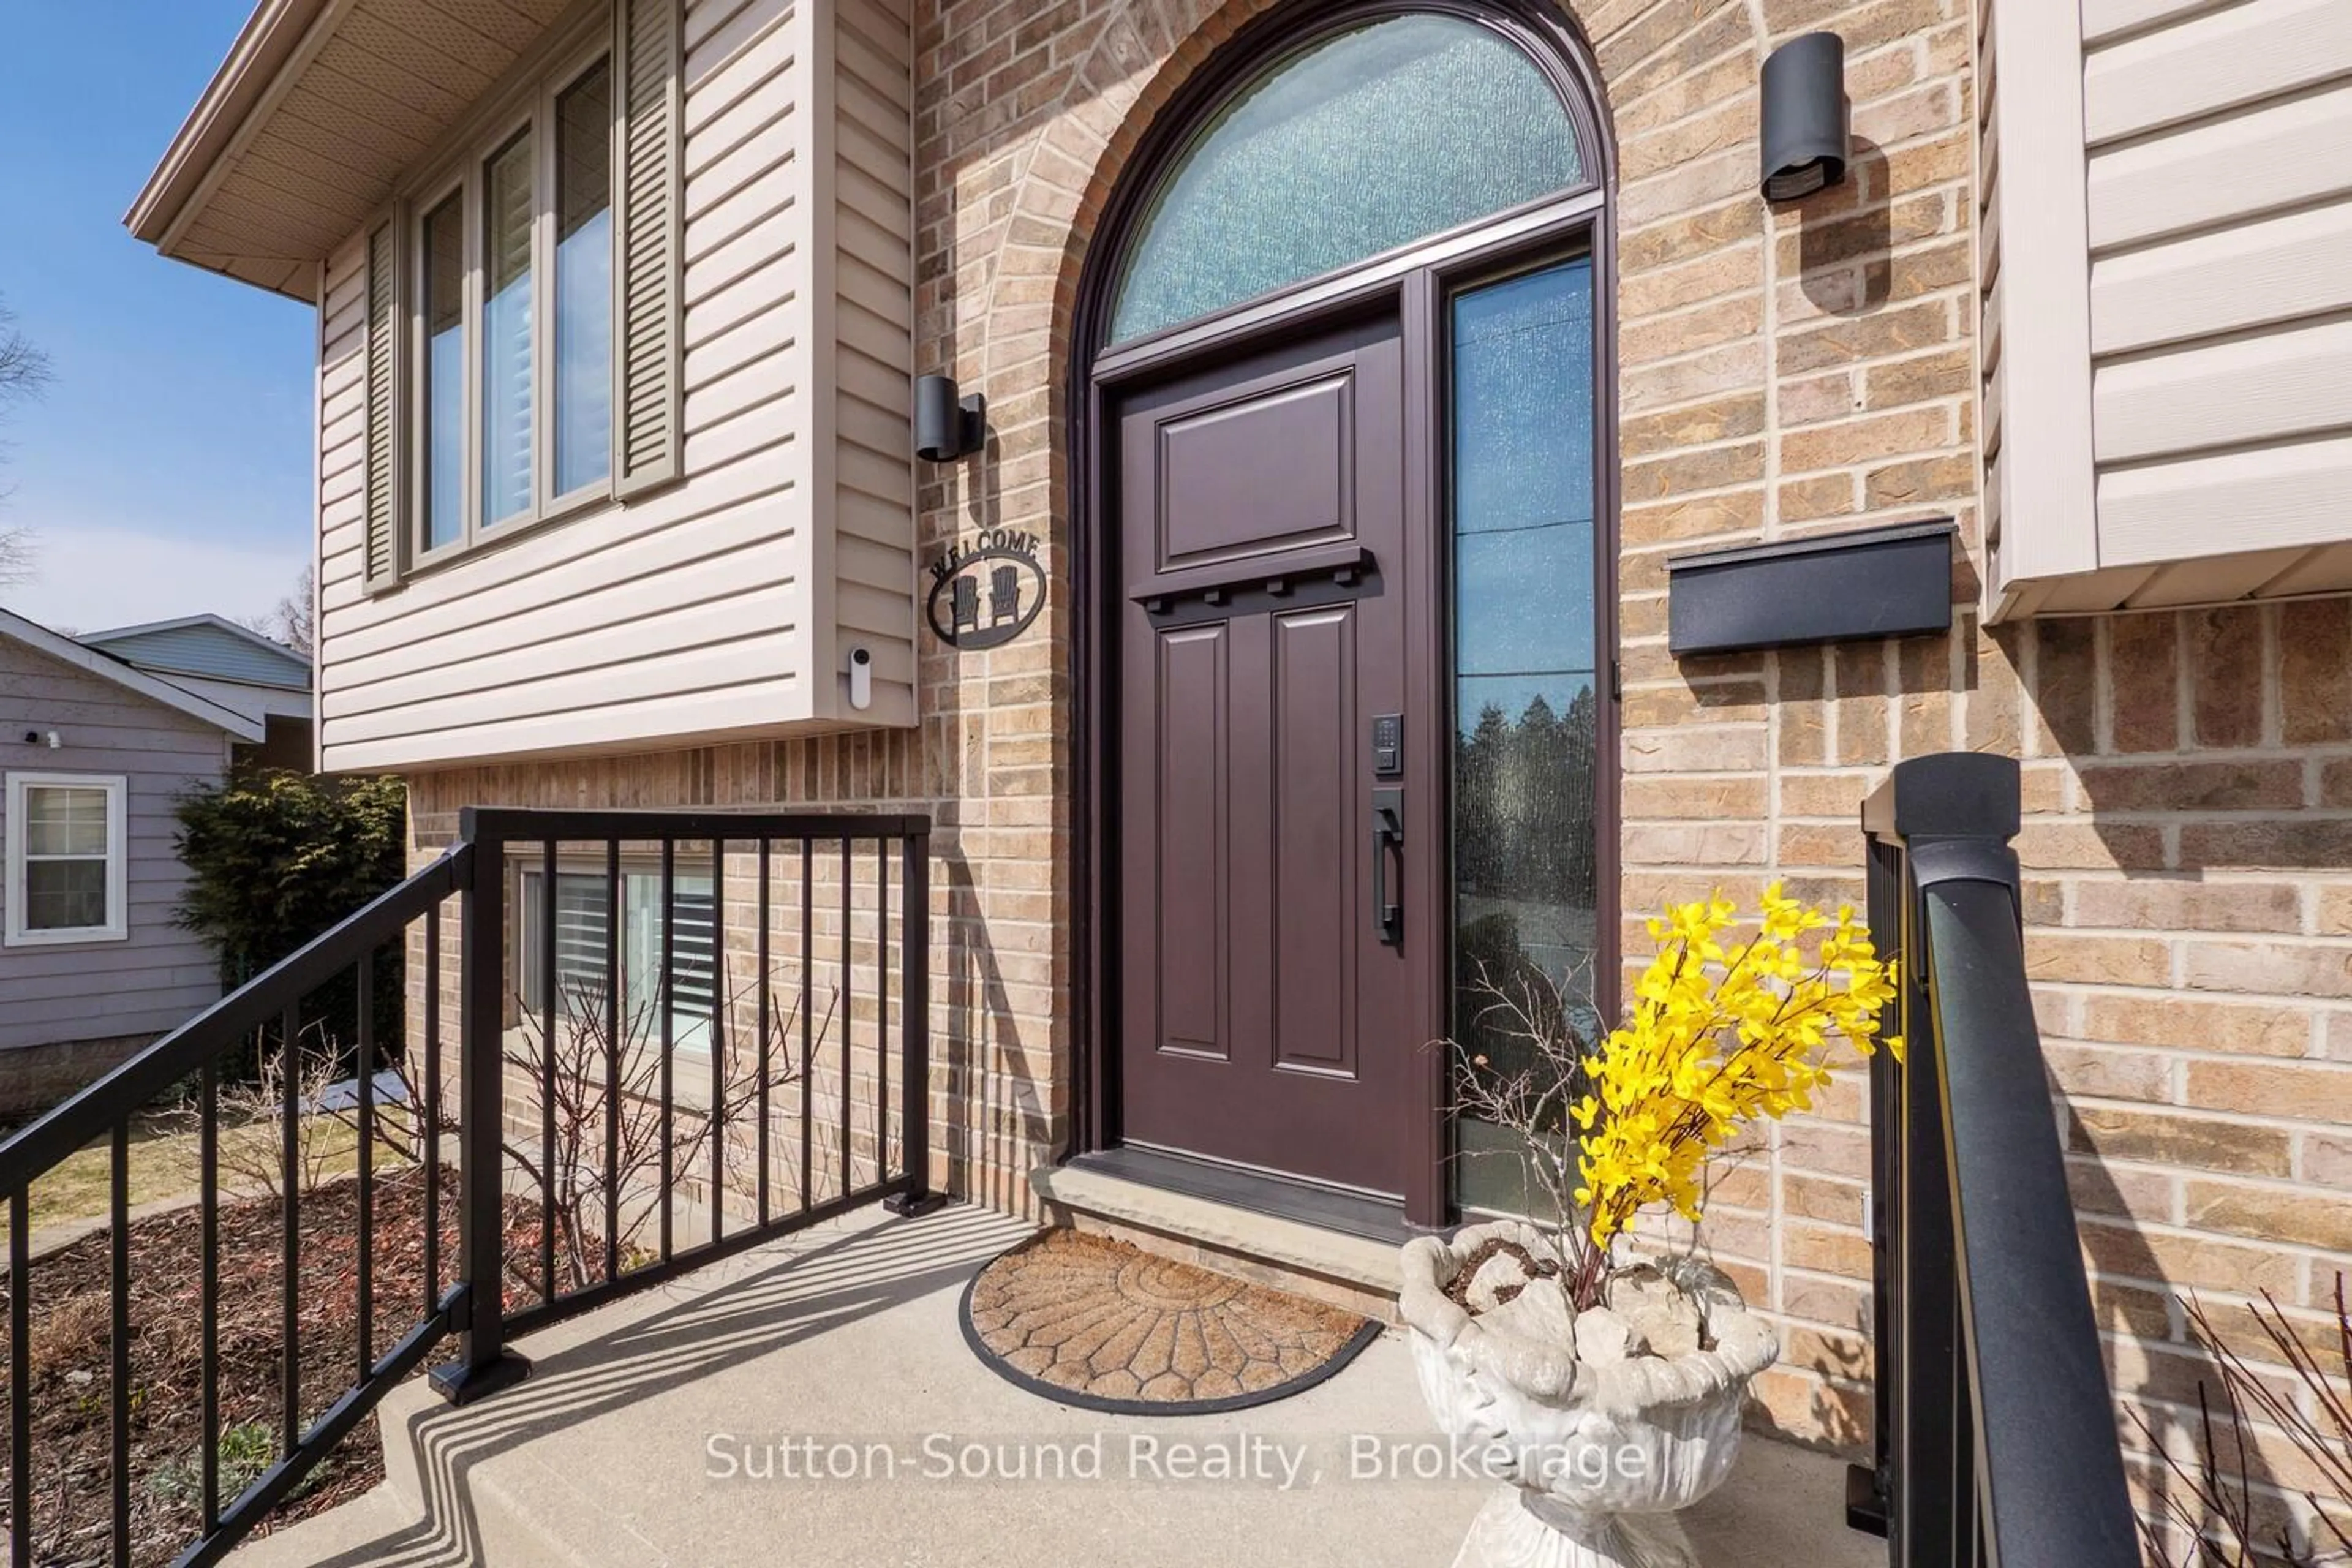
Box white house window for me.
[414,44,614,561]
[517,863,716,1052]
[4,773,128,946]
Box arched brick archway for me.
[913,0,1784,629]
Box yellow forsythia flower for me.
[1579,883,1901,1248]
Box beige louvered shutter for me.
[361,218,405,593]
[614,0,684,498]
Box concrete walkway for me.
[233,1205,1882,1568]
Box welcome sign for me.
[926,529,1046,651]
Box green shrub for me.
[175,772,407,1077]
[175,772,406,976]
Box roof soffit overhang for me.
[126,0,578,301]
[0,608,268,741]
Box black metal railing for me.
[0,809,936,1568]
[1845,754,2138,1567]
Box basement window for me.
[515,862,717,1054]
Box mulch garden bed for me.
[1,1170,580,1567]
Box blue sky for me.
[0,1,313,632]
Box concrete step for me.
[223,1485,412,1567]
[231,1203,1883,1568]
[1029,1161,1403,1321]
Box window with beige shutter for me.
[360,1,679,591]
[361,219,404,590]
[614,0,682,498]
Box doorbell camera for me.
[848,646,874,712]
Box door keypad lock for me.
[1371,713,1403,778]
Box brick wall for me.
[922,0,2349,1547]
[400,0,2352,1551]
[904,0,1991,1439]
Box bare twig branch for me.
[2138,1278,2352,1567]
[496,966,831,1292]
[0,295,52,586]
[1443,959,1608,1308]
[161,1020,366,1200]
[236,565,315,657]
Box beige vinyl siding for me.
[1976,0,2100,612]
[826,0,916,717]
[0,642,232,1054]
[314,0,919,772]
[1985,0,2352,617]
[2084,0,2352,578]
[1975,0,2005,589]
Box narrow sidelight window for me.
[1448,256,1600,1215]
[422,192,466,552]
[481,130,535,527]
[554,62,614,497]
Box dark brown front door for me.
[1115,315,1420,1196]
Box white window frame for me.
[409,35,619,568]
[4,772,130,948]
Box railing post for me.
[1846,815,1904,1544]
[430,813,533,1404]
[884,825,946,1218]
[1852,754,2138,1568]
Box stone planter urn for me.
[1398,1220,1780,1568]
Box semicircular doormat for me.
[960,1228,1383,1415]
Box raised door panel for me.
[1156,370,1355,568]
[1153,621,1229,1060]
[1270,603,1358,1078]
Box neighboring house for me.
[124,0,2352,1507]
[0,608,266,1113]
[78,613,317,773]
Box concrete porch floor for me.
[232,1205,1883,1568]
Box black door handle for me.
[1371,787,1404,946]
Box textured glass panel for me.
[25,861,107,931]
[1457,524,1594,680]
[555,62,614,496]
[24,786,108,856]
[483,130,535,526]
[1109,15,1581,343]
[423,193,466,550]
[1447,259,1600,1216]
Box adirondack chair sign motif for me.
[927,530,1047,650]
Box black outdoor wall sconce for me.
[1760,31,1849,202]
[914,374,987,462]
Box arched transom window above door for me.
[1107,11,1590,344]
